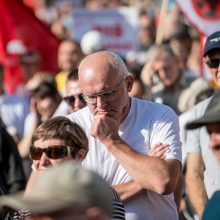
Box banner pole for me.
[155,0,169,45]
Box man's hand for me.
[148,143,169,159]
[90,114,120,144]
[140,60,155,87]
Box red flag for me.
[0,0,60,94]
[175,0,220,78]
[175,0,220,36]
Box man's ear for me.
[126,75,134,92]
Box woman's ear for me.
[126,75,134,92]
[75,149,87,161]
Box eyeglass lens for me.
[30,146,69,160]
[83,76,127,104]
[207,58,220,68]
[64,94,85,105]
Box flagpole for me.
[156,0,169,45]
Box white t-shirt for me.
[67,97,181,220]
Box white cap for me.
[80,30,104,55]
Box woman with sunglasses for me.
[14,116,125,220]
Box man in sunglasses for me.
[184,30,220,219]
[67,51,182,220]
[53,69,87,116]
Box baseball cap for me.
[186,91,220,130]
[0,161,112,216]
[204,31,220,56]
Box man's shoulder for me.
[192,95,213,115]
[67,106,90,121]
[178,77,213,113]
[132,97,177,117]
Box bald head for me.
[78,51,128,88]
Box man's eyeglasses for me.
[206,58,220,69]
[82,76,127,104]
[30,145,74,160]
[63,94,86,106]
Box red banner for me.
[0,0,60,93]
[175,0,220,36]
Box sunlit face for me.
[207,123,220,163]
[65,80,86,112]
[32,139,72,171]
[81,74,133,122]
[58,41,82,72]
[205,50,220,89]
[152,55,180,87]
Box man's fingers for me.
[149,143,169,157]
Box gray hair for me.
[146,44,177,62]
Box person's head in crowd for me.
[50,19,70,40]
[0,161,112,220]
[58,40,83,73]
[145,44,181,88]
[137,10,156,50]
[186,91,220,163]
[30,116,88,170]
[127,64,144,99]
[63,69,87,113]
[128,75,145,99]
[19,49,42,83]
[84,0,105,10]
[78,51,133,122]
[169,24,193,70]
[80,30,104,55]
[25,71,55,92]
[31,82,62,122]
[105,0,126,8]
[203,31,220,89]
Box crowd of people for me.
[0,0,220,220]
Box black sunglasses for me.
[206,58,220,69]
[30,145,72,160]
[63,94,86,105]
